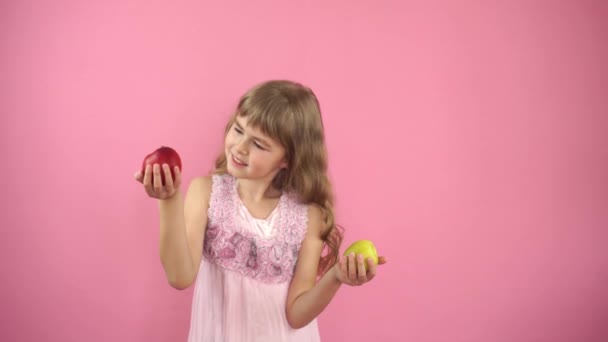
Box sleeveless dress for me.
[187,174,321,342]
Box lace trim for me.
[203,174,308,283]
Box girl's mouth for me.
[231,154,247,167]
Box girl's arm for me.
[285,206,384,329]
[157,172,211,289]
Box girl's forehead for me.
[234,115,279,144]
[235,115,251,126]
[235,115,262,132]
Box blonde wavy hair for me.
[213,80,343,275]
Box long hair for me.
[213,80,343,275]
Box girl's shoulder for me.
[185,175,213,206]
[280,196,327,236]
[189,174,214,191]
[304,204,327,237]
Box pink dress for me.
[187,174,321,342]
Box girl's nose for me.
[235,139,248,155]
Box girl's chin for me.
[226,166,246,179]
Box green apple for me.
[343,240,378,271]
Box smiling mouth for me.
[232,154,247,166]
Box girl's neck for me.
[235,178,281,203]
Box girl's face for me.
[224,115,287,182]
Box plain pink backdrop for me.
[1,0,607,341]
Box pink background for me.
[2,0,607,341]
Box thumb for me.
[134,171,143,182]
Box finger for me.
[142,164,152,187]
[173,166,182,187]
[378,256,388,265]
[348,253,357,282]
[356,254,367,283]
[142,165,155,197]
[366,257,377,281]
[152,164,163,193]
[162,164,174,193]
[338,255,347,283]
[143,165,156,197]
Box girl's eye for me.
[253,142,265,150]
[234,127,243,134]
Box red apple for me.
[141,146,182,185]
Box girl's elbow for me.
[287,318,305,330]
[167,274,195,290]
[285,310,307,329]
[169,280,191,290]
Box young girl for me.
[135,80,386,341]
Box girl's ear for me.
[280,160,288,169]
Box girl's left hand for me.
[334,253,387,286]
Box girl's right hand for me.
[134,163,182,200]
